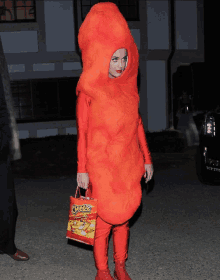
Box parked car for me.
[196,110,220,185]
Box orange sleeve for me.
[76,93,91,173]
[138,114,152,164]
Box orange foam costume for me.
[76,2,152,273]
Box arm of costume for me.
[76,92,91,173]
[0,74,11,162]
[138,114,152,165]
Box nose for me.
[119,60,125,70]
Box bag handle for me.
[75,185,89,198]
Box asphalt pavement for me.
[1,146,220,280]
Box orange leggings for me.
[93,216,129,270]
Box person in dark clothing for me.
[0,36,29,261]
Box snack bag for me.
[66,186,97,246]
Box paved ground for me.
[1,146,220,280]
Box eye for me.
[112,58,118,62]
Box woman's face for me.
[109,48,128,79]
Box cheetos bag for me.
[66,185,97,246]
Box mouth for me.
[116,70,122,73]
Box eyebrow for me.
[112,55,127,59]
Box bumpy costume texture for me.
[76,3,152,225]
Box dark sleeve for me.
[0,74,11,162]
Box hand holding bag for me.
[66,185,97,246]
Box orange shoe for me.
[114,261,132,280]
[95,269,115,280]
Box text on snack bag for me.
[72,204,92,215]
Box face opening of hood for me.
[108,48,129,79]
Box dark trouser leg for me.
[0,155,18,254]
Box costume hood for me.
[76,2,139,101]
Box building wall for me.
[0,0,204,139]
[139,0,204,132]
[0,0,82,80]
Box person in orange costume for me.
[76,3,154,280]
